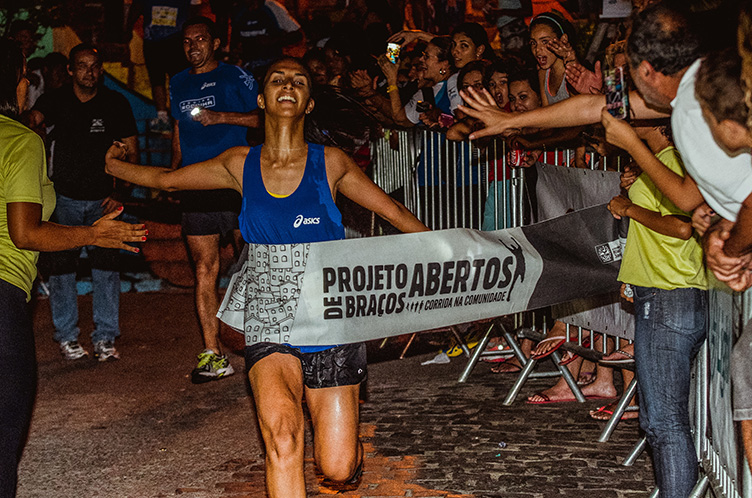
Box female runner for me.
[105,57,428,497]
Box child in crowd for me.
[601,110,706,497]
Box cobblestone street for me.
[19,292,654,497]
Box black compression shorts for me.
[245,342,367,389]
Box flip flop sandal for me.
[526,393,616,405]
[529,336,566,360]
[600,348,636,366]
[589,404,639,421]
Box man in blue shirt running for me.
[169,16,260,383]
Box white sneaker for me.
[60,341,89,360]
[93,341,120,362]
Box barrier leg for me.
[501,325,530,367]
[622,436,647,466]
[458,323,494,383]
[551,350,587,403]
[399,333,417,360]
[379,337,389,349]
[503,357,538,406]
[449,325,472,357]
[687,474,710,498]
[598,377,639,443]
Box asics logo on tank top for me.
[294,214,320,228]
[200,81,216,90]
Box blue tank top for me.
[239,143,344,353]
[239,143,345,245]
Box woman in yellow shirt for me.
[0,39,145,498]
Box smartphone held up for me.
[604,66,630,120]
[386,42,400,64]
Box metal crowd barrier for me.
[369,128,750,498]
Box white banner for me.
[219,204,623,346]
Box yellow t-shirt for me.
[0,114,56,300]
[618,146,707,290]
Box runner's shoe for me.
[93,341,120,362]
[60,341,89,360]
[191,349,235,384]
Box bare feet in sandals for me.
[600,343,635,366]
[491,358,522,373]
[589,401,639,421]
[526,379,618,404]
[530,321,568,359]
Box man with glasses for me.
[29,44,139,362]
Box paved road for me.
[18,292,654,497]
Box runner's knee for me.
[318,451,359,482]
[260,417,304,463]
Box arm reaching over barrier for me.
[459,87,668,140]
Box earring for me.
[439,69,446,75]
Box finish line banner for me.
[218,204,624,346]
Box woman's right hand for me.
[91,208,147,253]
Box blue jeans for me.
[633,286,707,498]
[48,195,120,344]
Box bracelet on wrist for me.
[387,84,398,94]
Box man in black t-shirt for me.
[30,44,138,362]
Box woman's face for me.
[530,24,560,70]
[452,33,482,69]
[325,47,348,78]
[261,60,314,117]
[508,79,541,113]
[487,71,508,108]
[307,59,328,86]
[421,43,449,82]
[460,69,484,92]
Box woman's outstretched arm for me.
[327,147,429,233]
[105,142,247,193]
